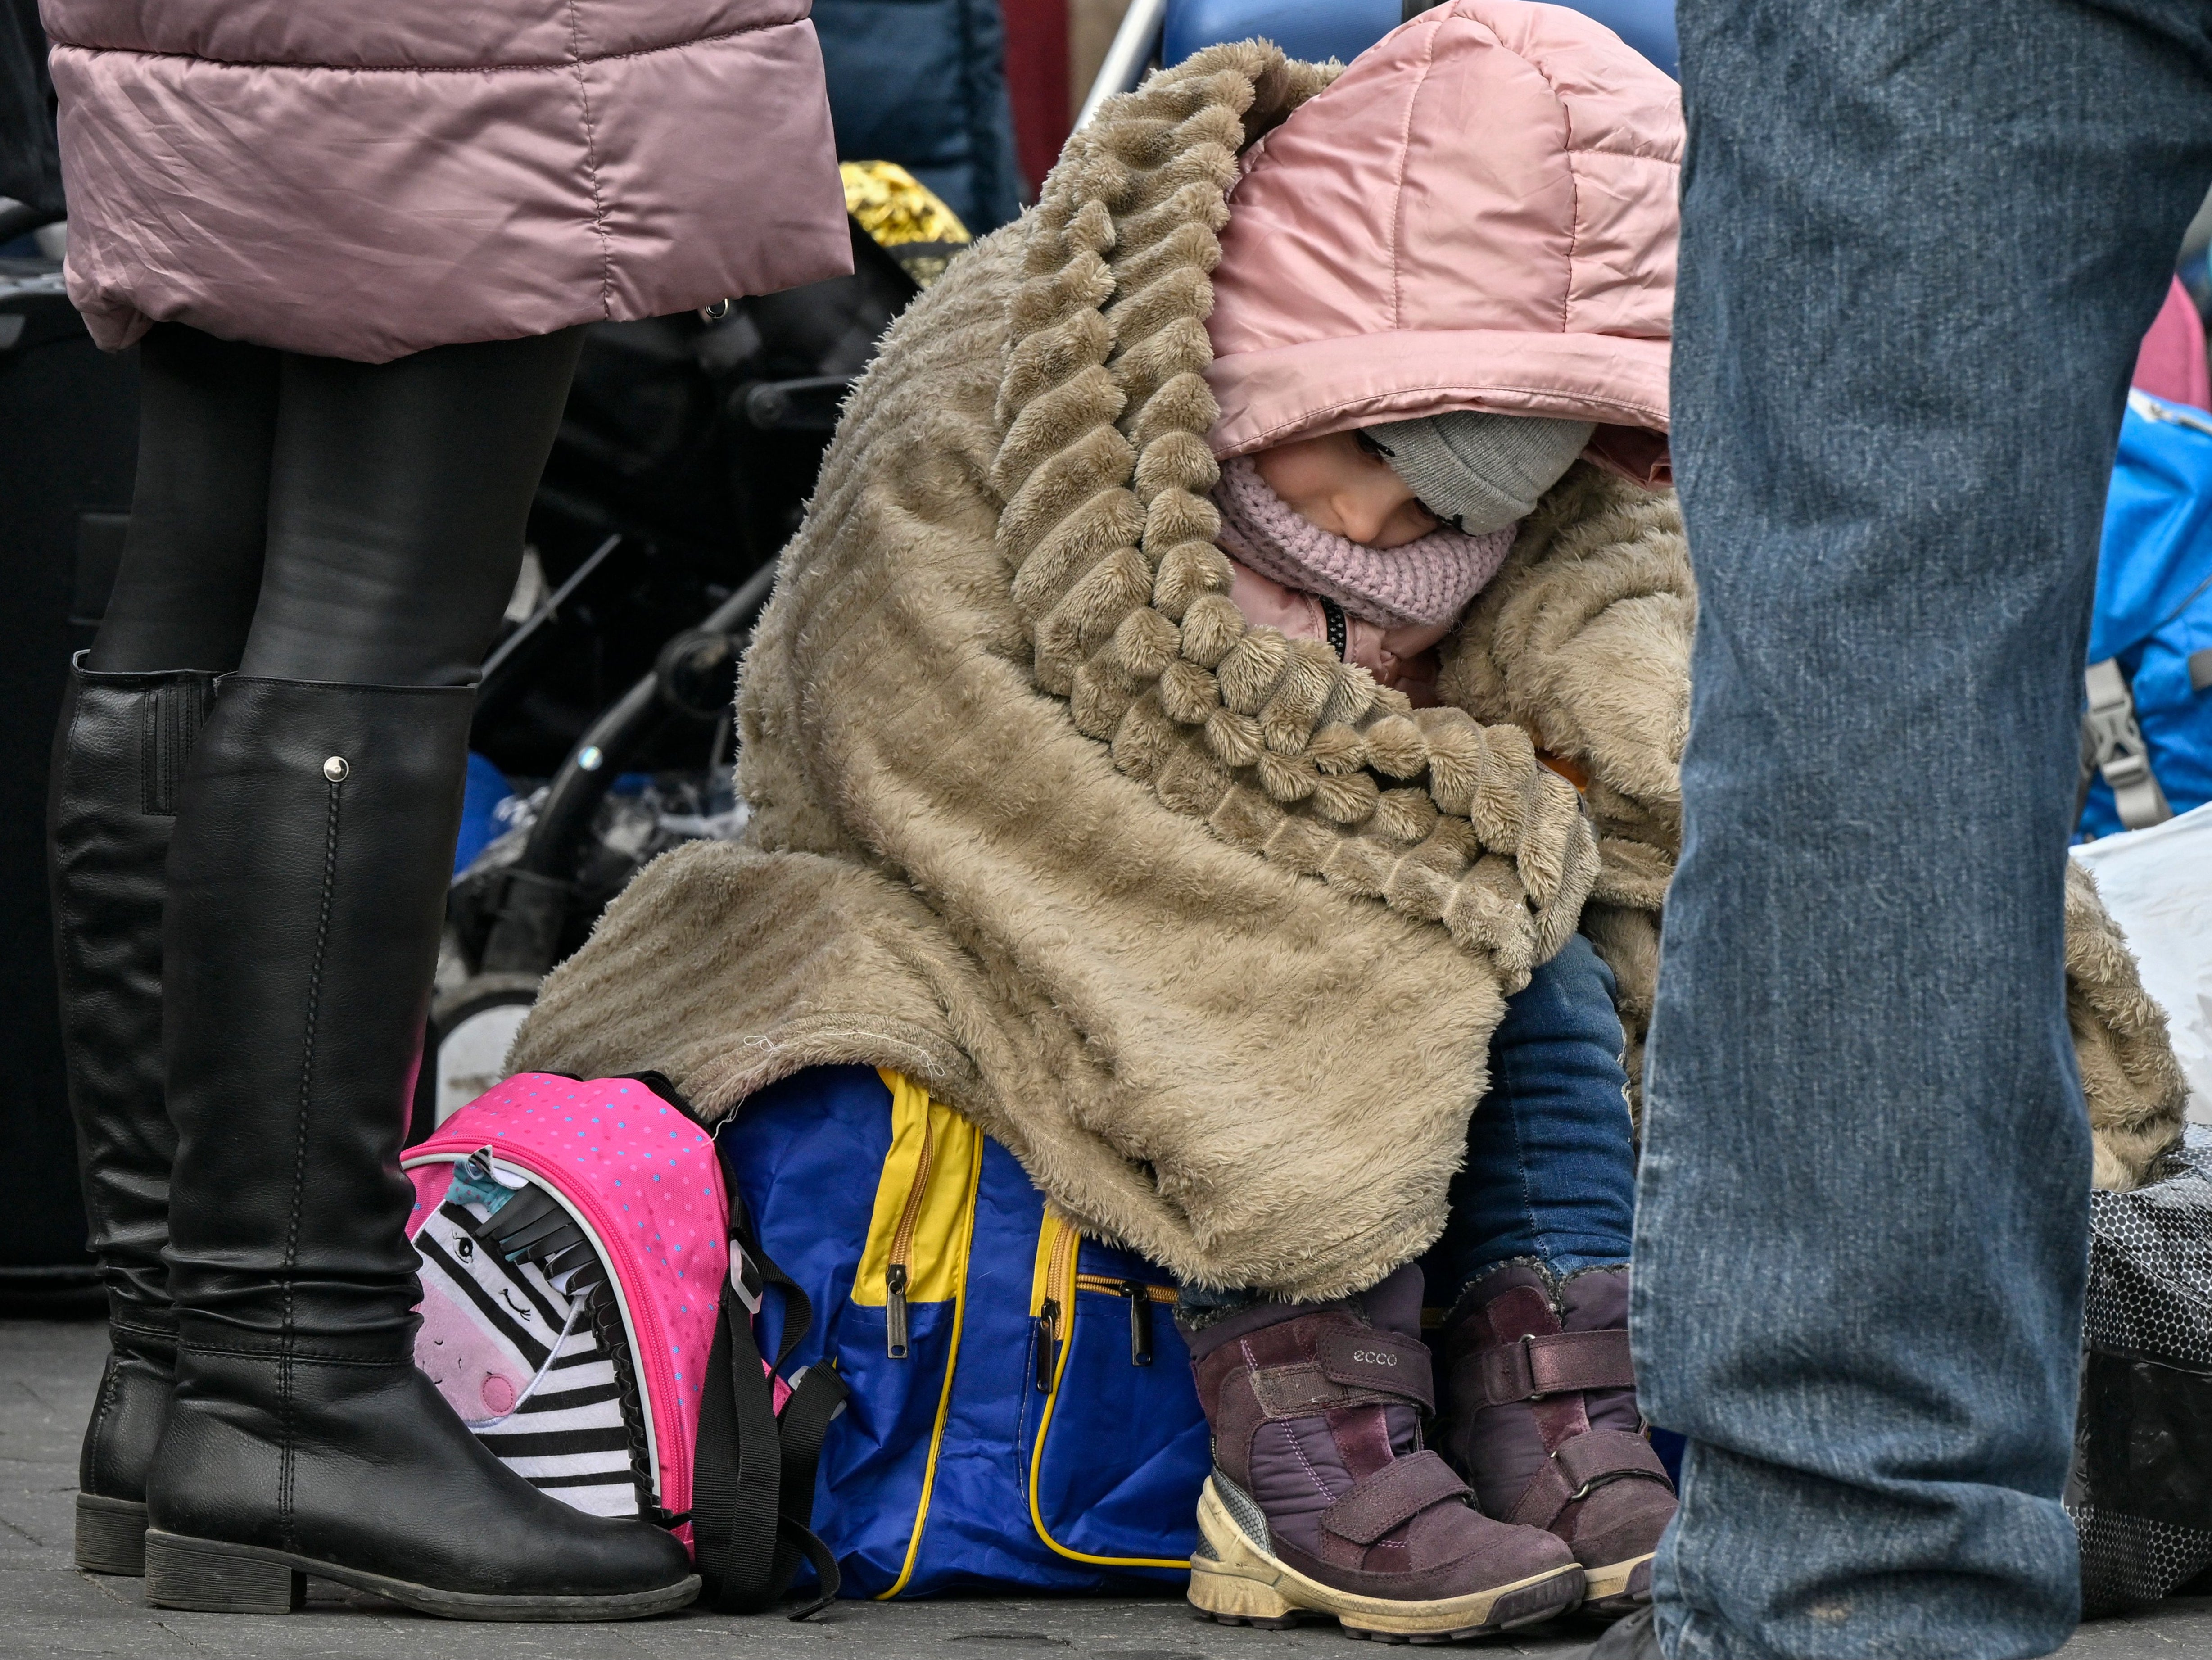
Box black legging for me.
[89,322,584,684]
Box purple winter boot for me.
[1438,1264,1676,1616]
[1185,1266,1586,1640]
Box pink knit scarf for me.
[1209,455,1516,631]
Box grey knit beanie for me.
[1364,411,1596,534]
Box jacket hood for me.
[1203,0,1681,470]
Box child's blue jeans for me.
[1181,930,1637,1321]
[1433,931,1637,1303]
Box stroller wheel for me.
[410,973,543,1144]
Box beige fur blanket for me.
[512,44,2186,1297]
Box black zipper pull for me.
[885,1263,909,1359]
[1034,1299,1060,1392]
[1120,1281,1154,1366]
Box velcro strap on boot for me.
[1477,1330,1634,1405]
[1507,1430,1672,1529]
[1315,1329,1434,1411]
[1320,1450,1469,1545]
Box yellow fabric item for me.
[840,161,970,250]
[856,1068,985,1600]
[853,1068,982,1306]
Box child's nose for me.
[1337,487,1397,546]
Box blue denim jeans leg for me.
[1435,932,1638,1303]
[1650,4,2212,1655]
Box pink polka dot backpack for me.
[401,1070,846,1618]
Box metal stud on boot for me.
[47,656,217,1574]
[1440,1264,1676,1616]
[1184,1266,1584,1640]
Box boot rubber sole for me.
[1583,1552,1654,1616]
[75,1494,149,1576]
[143,1529,700,1622]
[1187,1478,1585,1642]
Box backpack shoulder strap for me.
[690,1197,850,1619]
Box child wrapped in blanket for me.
[1170,10,1681,1638]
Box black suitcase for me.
[0,256,139,1313]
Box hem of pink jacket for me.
[70,244,857,361]
[65,282,879,359]
[1204,328,1671,459]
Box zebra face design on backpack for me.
[412,1151,645,1518]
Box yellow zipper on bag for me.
[855,1070,974,1357]
[1028,1210,1179,1382]
[854,1070,982,1601]
[883,1109,936,1358]
[1030,1208,1082,1391]
[1023,1205,1184,1570]
[1075,1272,1175,1366]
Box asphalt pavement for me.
[5,1317,2207,1659]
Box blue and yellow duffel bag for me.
[718,1064,1209,1597]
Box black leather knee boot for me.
[48,656,216,1575]
[144,677,697,1620]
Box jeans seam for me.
[1660,1441,1723,1659]
[1496,1045,1552,1270]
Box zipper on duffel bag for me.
[1030,1210,1177,1387]
[1024,1210,1186,1571]
[884,1107,937,1359]
[1032,1213,1080,1391]
[855,1072,984,1599]
[1074,1273,1175,1366]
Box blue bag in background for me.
[2079,391,2212,840]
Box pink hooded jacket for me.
[1201,0,1682,698]
[40,0,853,362]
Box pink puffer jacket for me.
[1204,0,1680,469]
[41,0,853,362]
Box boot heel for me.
[145,1531,307,1614]
[1188,1559,1301,1626]
[74,1494,148,1576]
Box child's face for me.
[1251,430,1440,549]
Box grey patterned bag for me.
[2068,1125,2212,1613]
